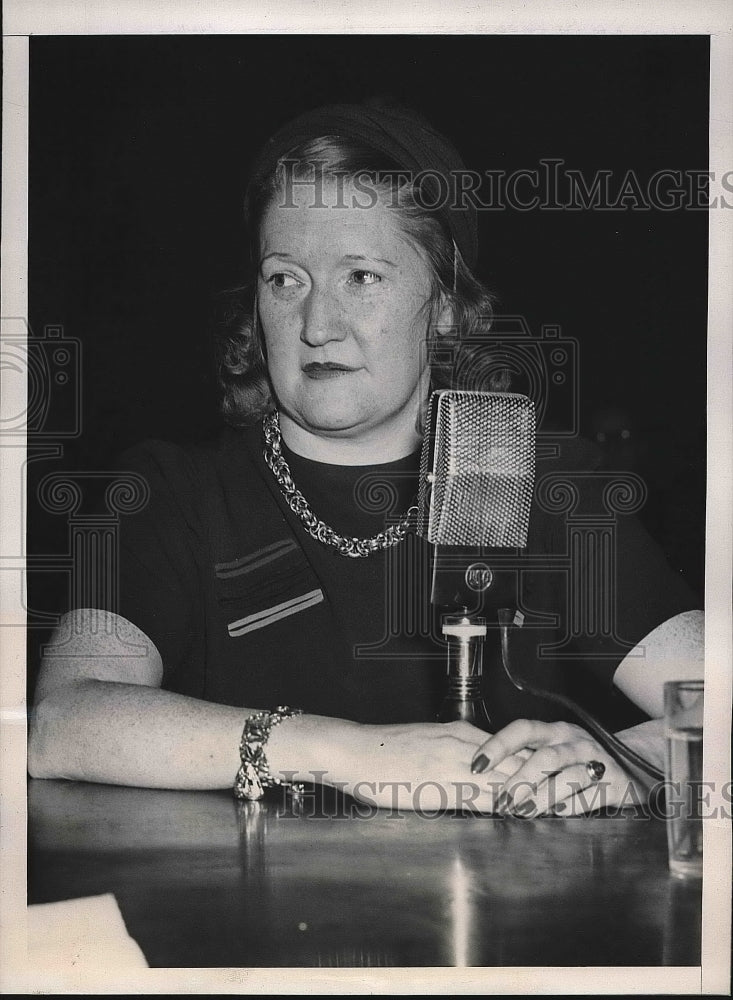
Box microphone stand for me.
[418,388,663,785]
[436,609,492,732]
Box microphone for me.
[416,390,665,783]
[416,390,536,729]
[416,388,536,549]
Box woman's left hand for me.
[470,719,645,816]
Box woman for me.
[28,100,703,815]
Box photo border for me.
[2,1,731,994]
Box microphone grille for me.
[417,390,536,546]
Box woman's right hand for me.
[267,716,527,814]
[31,609,526,804]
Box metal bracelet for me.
[233,705,303,801]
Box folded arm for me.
[29,609,510,811]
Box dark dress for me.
[97,422,699,731]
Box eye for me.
[266,272,301,289]
[349,269,381,286]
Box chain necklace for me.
[262,411,418,558]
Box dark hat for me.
[246,99,478,270]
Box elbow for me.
[28,678,109,781]
[27,693,75,780]
[27,698,56,779]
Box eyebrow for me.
[343,254,398,268]
[259,252,398,267]
[260,252,295,263]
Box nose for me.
[299,285,347,347]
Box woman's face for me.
[257,177,445,457]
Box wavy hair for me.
[215,135,508,427]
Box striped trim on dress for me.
[227,588,325,637]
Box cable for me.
[497,612,664,784]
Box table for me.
[27,779,702,969]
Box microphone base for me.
[437,612,493,732]
[436,695,492,732]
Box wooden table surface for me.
[27,779,702,969]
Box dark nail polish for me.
[471,753,490,774]
[495,791,513,814]
[513,799,536,817]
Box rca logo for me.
[465,563,493,592]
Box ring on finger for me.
[586,760,606,783]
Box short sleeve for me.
[526,439,701,720]
[95,440,207,691]
[611,506,699,645]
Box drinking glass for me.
[664,680,704,878]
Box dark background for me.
[26,35,709,690]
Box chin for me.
[297,403,368,434]
[288,383,370,433]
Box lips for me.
[302,362,358,379]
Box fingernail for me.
[495,791,513,814]
[471,753,490,774]
[553,801,567,814]
[513,799,536,817]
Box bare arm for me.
[613,609,704,718]
[29,609,503,810]
[29,609,254,788]
[603,608,705,779]
[29,609,366,791]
